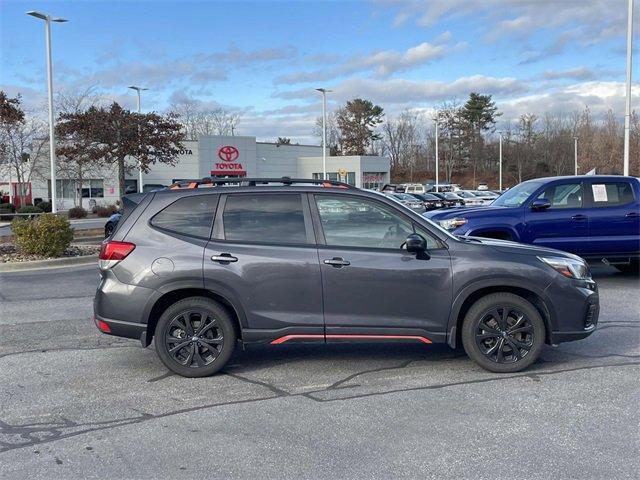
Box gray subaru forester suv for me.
[94,177,599,377]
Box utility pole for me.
[316,88,332,180]
[27,11,67,213]
[498,131,503,191]
[574,136,579,176]
[623,0,634,176]
[128,86,148,193]
[435,113,439,191]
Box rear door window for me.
[588,182,635,207]
[150,195,217,238]
[222,194,308,244]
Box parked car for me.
[470,190,500,205]
[431,192,466,207]
[408,193,444,210]
[380,183,405,193]
[425,175,640,273]
[387,192,427,213]
[104,211,122,237]
[454,191,485,206]
[95,176,598,377]
[403,183,430,195]
[477,183,489,191]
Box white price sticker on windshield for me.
[592,184,608,202]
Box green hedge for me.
[11,214,74,257]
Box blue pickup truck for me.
[425,175,640,272]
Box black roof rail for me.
[168,176,356,190]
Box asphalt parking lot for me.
[0,264,638,479]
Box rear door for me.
[584,179,640,256]
[311,193,452,339]
[524,180,589,254]
[203,192,324,338]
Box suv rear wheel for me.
[155,297,236,377]
[461,293,545,373]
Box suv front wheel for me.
[155,297,237,377]
[461,293,545,373]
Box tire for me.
[154,297,237,377]
[461,292,545,373]
[104,222,114,238]
[614,259,639,275]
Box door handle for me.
[571,214,587,221]
[625,212,639,218]
[211,253,238,263]
[323,257,351,267]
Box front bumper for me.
[545,277,599,344]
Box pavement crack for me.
[2,361,637,454]
[224,371,291,397]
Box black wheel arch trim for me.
[446,277,557,348]
[141,281,249,346]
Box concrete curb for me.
[0,254,98,272]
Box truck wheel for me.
[461,293,545,373]
[615,259,639,275]
[155,297,236,377]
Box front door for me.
[204,193,324,339]
[311,194,452,340]
[524,181,589,254]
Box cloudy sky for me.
[1,0,638,143]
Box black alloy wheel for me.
[461,292,545,373]
[165,310,224,368]
[474,306,533,363]
[155,297,236,377]
[104,222,114,237]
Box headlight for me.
[439,218,468,230]
[538,256,591,279]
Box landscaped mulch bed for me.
[0,243,100,263]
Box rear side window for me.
[150,195,216,238]
[590,182,635,207]
[223,194,307,244]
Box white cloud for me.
[542,67,596,81]
[275,37,463,85]
[500,81,640,121]
[275,75,526,105]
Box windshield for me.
[492,181,544,207]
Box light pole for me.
[498,131,503,191]
[27,11,67,213]
[128,85,148,193]
[316,88,332,180]
[623,0,634,176]
[434,113,439,192]
[574,136,579,175]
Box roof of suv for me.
[158,177,356,194]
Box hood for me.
[462,236,584,261]
[423,205,515,220]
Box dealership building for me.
[11,135,390,210]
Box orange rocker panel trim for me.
[270,334,432,345]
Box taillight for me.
[99,240,135,269]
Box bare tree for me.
[313,111,341,155]
[170,98,240,139]
[381,110,420,173]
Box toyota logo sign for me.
[218,145,239,162]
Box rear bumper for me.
[93,314,148,345]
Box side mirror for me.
[531,199,551,211]
[405,233,427,254]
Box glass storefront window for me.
[362,172,385,190]
[312,172,356,186]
